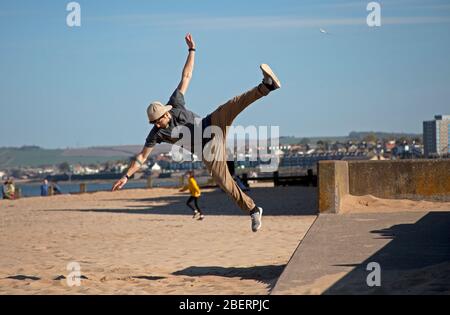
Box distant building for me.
[423,115,450,157]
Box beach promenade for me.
[272,211,450,294]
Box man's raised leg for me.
[208,64,281,130]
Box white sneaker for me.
[250,207,263,232]
[260,64,281,90]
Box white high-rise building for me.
[423,115,450,157]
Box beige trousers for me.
[202,84,270,212]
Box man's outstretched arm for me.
[177,33,196,95]
[112,146,153,191]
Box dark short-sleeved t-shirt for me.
[145,89,212,154]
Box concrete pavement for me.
[272,211,450,294]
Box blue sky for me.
[1,0,450,148]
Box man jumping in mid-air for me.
[112,33,281,232]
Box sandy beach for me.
[341,194,450,213]
[0,185,316,295]
[2,183,449,295]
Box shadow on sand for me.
[5,275,41,281]
[132,275,166,281]
[45,186,318,216]
[173,264,285,291]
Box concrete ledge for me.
[271,211,450,295]
[348,159,450,201]
[318,159,450,214]
[318,161,349,213]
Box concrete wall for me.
[318,161,349,213]
[348,159,450,201]
[318,159,450,213]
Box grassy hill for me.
[0,144,174,169]
[279,136,348,145]
[0,146,126,169]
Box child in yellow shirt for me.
[180,171,204,220]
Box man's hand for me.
[112,177,128,191]
[185,33,195,49]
